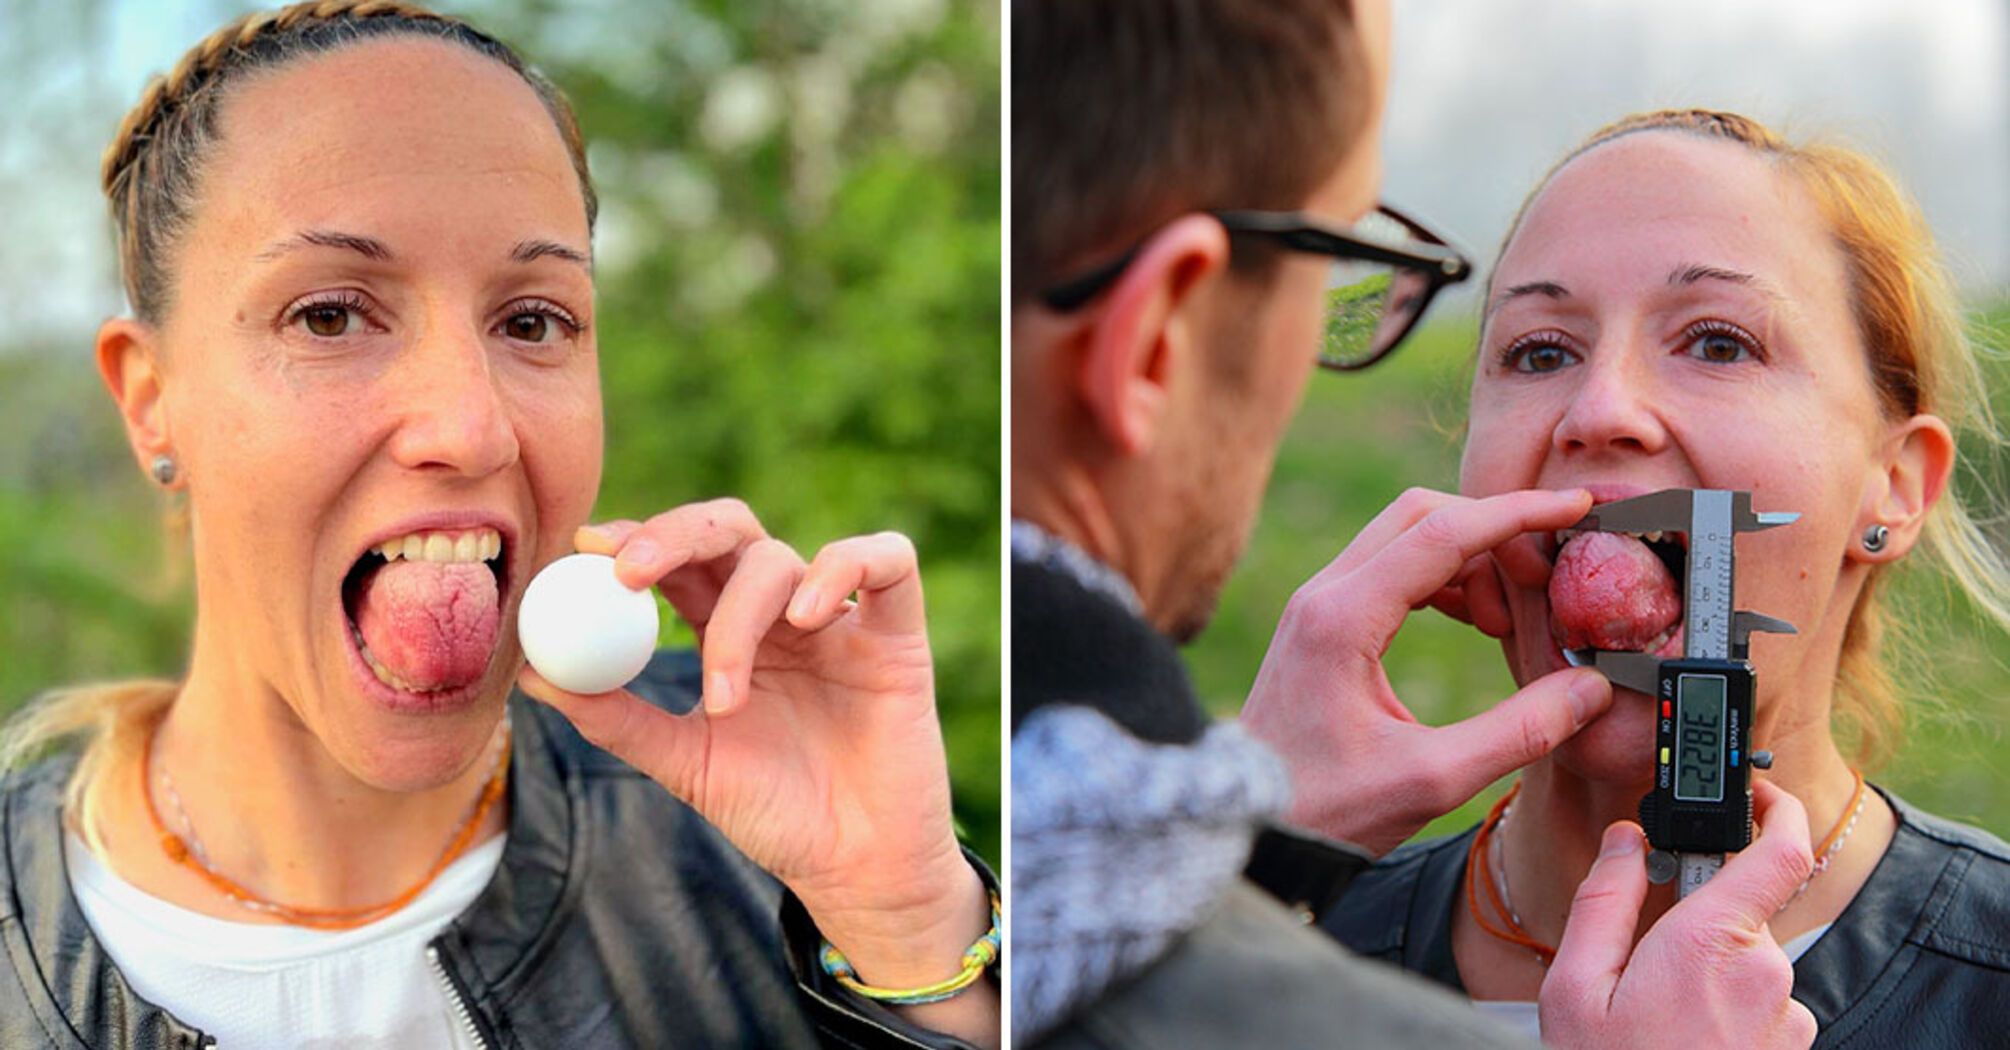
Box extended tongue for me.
[1548,531,1683,653]
[352,559,500,691]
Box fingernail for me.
[704,671,734,715]
[1600,824,1641,859]
[579,523,615,540]
[789,586,822,622]
[1569,672,1609,724]
[620,539,660,567]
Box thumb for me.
[1542,822,1650,1023]
[1432,669,1611,798]
[517,667,710,802]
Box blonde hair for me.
[3,1,593,824]
[1492,109,2010,768]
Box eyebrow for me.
[256,229,393,262]
[254,230,591,272]
[1668,263,1784,300]
[1486,280,1569,317]
[510,238,592,271]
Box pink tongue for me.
[353,560,499,691]
[1549,532,1682,652]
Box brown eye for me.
[303,305,353,337]
[1697,333,1745,362]
[1683,322,1759,364]
[504,312,550,343]
[1524,346,1569,372]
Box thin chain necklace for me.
[142,712,511,930]
[1466,770,1869,965]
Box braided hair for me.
[100,0,596,321]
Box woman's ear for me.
[1074,215,1231,458]
[1851,413,1954,564]
[95,317,177,487]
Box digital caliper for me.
[1561,489,1798,898]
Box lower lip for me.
[340,608,495,716]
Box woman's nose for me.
[1552,341,1670,458]
[385,321,521,478]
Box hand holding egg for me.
[514,503,978,1006]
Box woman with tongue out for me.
[0,4,995,1049]
[1287,111,2010,1047]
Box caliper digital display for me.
[1644,662,1752,856]
[1674,674,1727,803]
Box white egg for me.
[518,553,660,695]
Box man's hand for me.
[1541,780,1817,1050]
[1239,487,1611,856]
[516,500,997,1046]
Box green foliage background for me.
[0,0,1001,863]
[1185,303,2010,846]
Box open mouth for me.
[340,528,510,698]
[1548,525,1688,662]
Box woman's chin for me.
[320,666,515,793]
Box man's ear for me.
[1075,215,1231,457]
[96,317,177,486]
[1850,413,1954,564]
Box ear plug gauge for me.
[518,553,659,695]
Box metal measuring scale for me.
[1561,489,1799,898]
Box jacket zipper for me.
[428,943,494,1050]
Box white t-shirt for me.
[1470,923,1833,1040]
[65,831,507,1050]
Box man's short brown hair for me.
[1012,0,1372,300]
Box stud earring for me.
[150,455,178,487]
[1862,523,1889,553]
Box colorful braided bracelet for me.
[819,891,1002,1006]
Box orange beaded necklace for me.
[1466,772,1868,966]
[141,715,510,930]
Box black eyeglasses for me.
[1039,204,1474,371]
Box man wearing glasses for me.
[1010,1,1817,1048]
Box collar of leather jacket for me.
[0,659,687,1048]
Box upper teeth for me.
[1554,528,1671,545]
[373,528,502,564]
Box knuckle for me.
[1789,1003,1818,1044]
[1666,917,1733,968]
[875,530,918,560]
[705,497,759,532]
[1760,952,1798,1003]
[1763,837,1814,892]
[1279,585,1334,638]
[1411,507,1463,551]
[1537,970,1588,1015]
[1394,487,1438,516]
[809,539,848,568]
[747,537,800,564]
[1511,707,1558,766]
[1568,874,1622,915]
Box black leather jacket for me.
[0,652,990,1049]
[1314,788,2010,1049]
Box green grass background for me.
[1184,301,2010,846]
[0,0,1000,864]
